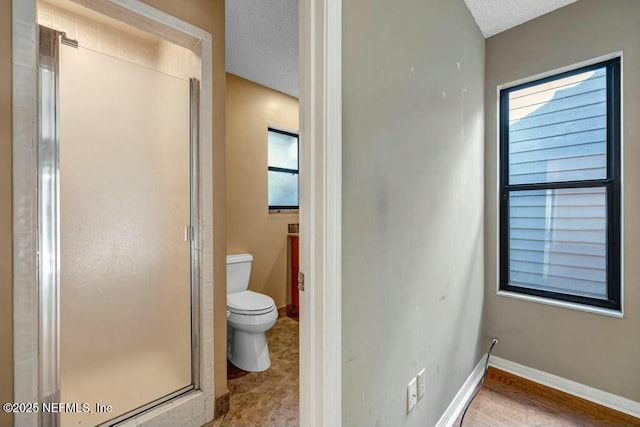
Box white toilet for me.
[226,253,278,372]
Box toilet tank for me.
[226,253,253,295]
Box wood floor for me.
[457,367,640,426]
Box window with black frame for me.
[499,57,621,311]
[267,128,299,210]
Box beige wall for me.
[226,73,299,308]
[342,0,485,425]
[484,0,640,401]
[0,0,13,424]
[0,0,227,414]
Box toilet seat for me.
[227,290,276,316]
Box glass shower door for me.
[55,37,194,426]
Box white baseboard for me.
[489,355,640,419]
[435,354,487,427]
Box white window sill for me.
[496,290,623,318]
[269,208,299,214]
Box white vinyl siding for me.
[508,188,607,299]
[508,69,607,185]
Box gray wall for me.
[484,0,640,401]
[342,0,485,425]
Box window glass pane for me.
[508,187,607,300]
[268,130,298,170]
[508,68,607,185]
[268,170,298,207]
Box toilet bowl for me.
[226,254,277,372]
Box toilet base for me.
[228,328,271,372]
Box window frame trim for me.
[498,57,622,312]
[267,127,300,210]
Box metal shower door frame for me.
[37,25,61,427]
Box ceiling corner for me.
[463,0,579,39]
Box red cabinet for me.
[288,234,299,317]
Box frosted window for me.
[268,129,299,209]
[268,170,299,208]
[268,130,298,170]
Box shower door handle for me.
[184,225,194,242]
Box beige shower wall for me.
[157,38,200,80]
[38,1,199,80]
[38,1,161,67]
[226,73,299,309]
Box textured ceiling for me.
[463,0,578,38]
[225,0,298,98]
[226,0,577,97]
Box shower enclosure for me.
[38,25,200,426]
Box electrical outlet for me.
[407,377,418,413]
[417,368,426,400]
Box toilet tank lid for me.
[226,253,253,264]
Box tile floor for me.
[215,316,299,427]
